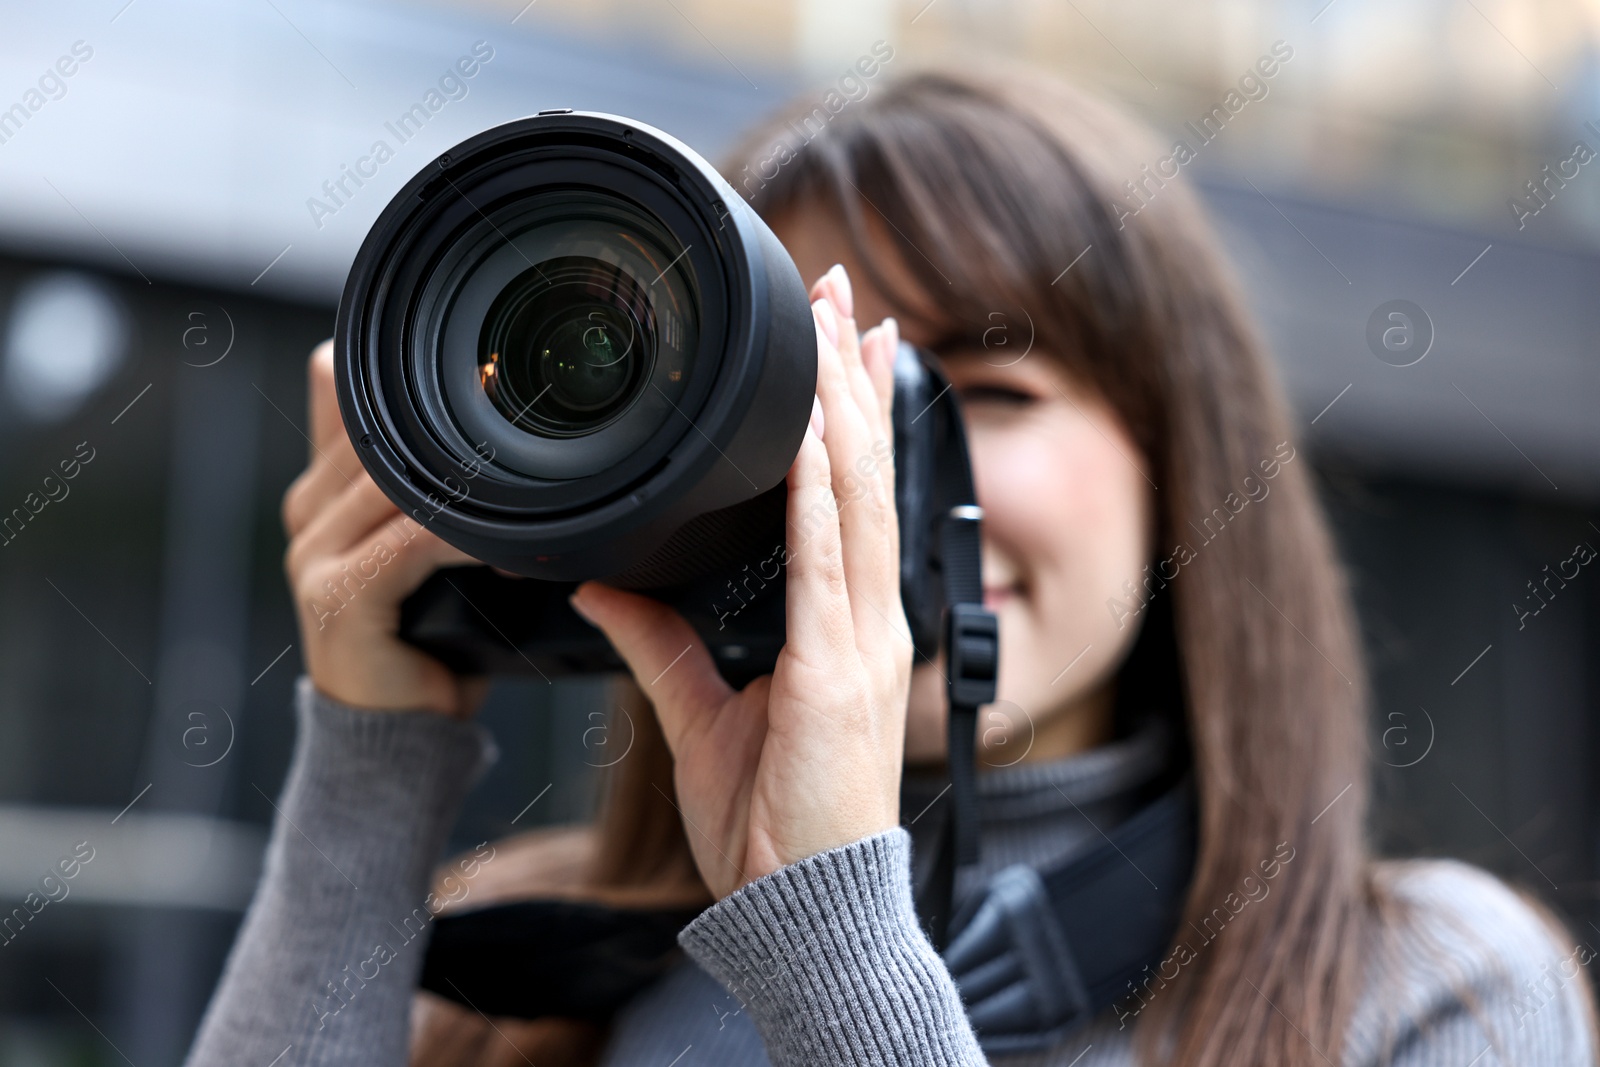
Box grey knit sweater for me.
[184,680,1595,1066]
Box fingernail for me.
[809,394,825,439]
[860,323,881,353]
[569,590,599,628]
[828,263,853,320]
[813,298,839,347]
[884,316,899,351]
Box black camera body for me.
[393,338,962,686]
[334,110,981,687]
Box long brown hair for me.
[415,66,1587,1067]
[735,66,1371,1066]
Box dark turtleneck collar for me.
[900,711,1183,904]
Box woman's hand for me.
[570,266,910,899]
[281,341,485,719]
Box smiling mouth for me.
[982,585,1019,609]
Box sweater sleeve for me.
[676,827,988,1067]
[184,677,496,1067]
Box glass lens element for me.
[480,256,654,436]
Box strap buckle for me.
[946,602,998,710]
[943,864,1093,1051]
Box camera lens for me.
[428,191,700,482]
[336,112,817,582]
[480,256,654,437]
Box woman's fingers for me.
[812,267,886,446]
[808,269,897,543]
[307,340,349,459]
[287,474,403,575]
[780,399,857,668]
[569,582,733,755]
[862,316,899,436]
[292,492,472,604]
[283,443,362,537]
[284,342,366,538]
[782,405,858,674]
[810,298,901,657]
[280,340,485,718]
[857,319,898,500]
[341,519,476,605]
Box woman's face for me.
[772,206,1155,767]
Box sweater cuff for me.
[677,828,985,1066]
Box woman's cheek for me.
[970,428,1060,540]
[992,418,1150,662]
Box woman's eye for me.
[957,384,1034,406]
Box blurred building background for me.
[0,0,1596,1062]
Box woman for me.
[186,68,1597,1067]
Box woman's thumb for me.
[569,581,731,752]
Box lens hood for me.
[334,111,815,583]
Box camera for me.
[333,111,994,692]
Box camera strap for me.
[906,383,1200,1051]
[939,772,1196,1053]
[417,772,1198,1045]
[915,374,998,953]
